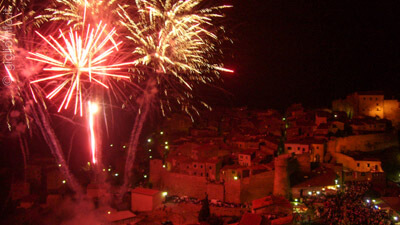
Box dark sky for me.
[223,0,400,110]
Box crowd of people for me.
[296,181,396,225]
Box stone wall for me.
[327,131,399,154]
[273,154,291,198]
[241,170,274,202]
[151,159,275,203]
[161,172,208,199]
[207,183,224,201]
[384,100,400,127]
[224,180,241,203]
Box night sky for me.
[2,0,400,173]
[224,0,400,110]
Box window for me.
[376,103,379,106]
[232,170,236,174]
[302,148,305,151]
[240,155,243,159]
[367,163,370,167]
[194,164,197,168]
[357,163,360,167]
[370,97,372,100]
[206,173,209,177]
[316,146,319,149]
[377,108,380,111]
[297,147,300,150]
[287,147,292,150]
[376,97,378,100]
[200,173,203,176]
[187,166,189,169]
[209,166,212,170]
[194,172,197,175]
[363,97,366,100]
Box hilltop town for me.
[5,91,400,225]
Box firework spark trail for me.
[121,80,156,194]
[31,103,82,195]
[28,23,133,116]
[18,134,27,181]
[88,101,98,164]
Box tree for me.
[198,194,210,222]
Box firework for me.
[35,0,128,29]
[27,22,133,116]
[118,0,233,118]
[119,0,233,191]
